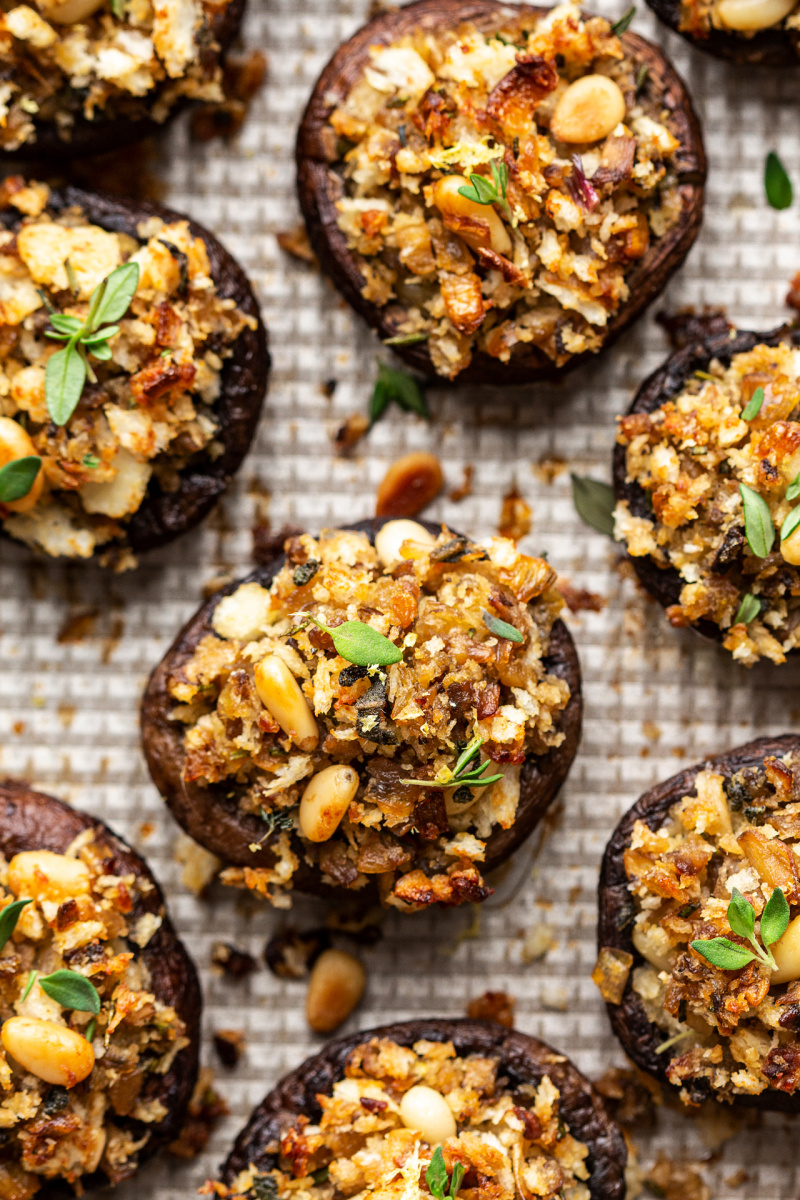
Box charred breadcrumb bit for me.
[644,1153,710,1200]
[497,488,532,542]
[0,0,234,152]
[213,1029,246,1068]
[0,832,188,1189]
[208,1037,592,1200]
[334,413,371,454]
[168,1068,228,1159]
[594,1067,660,1127]
[466,990,515,1027]
[264,927,331,979]
[326,2,683,380]
[190,51,267,142]
[625,752,800,1104]
[276,226,318,265]
[0,182,254,564]
[614,340,800,666]
[655,306,732,351]
[170,525,570,910]
[448,465,474,503]
[556,580,606,613]
[211,942,257,979]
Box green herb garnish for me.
[739,482,775,558]
[0,457,40,504]
[734,593,760,626]
[383,332,430,347]
[457,159,512,223]
[371,363,429,424]
[21,971,37,1002]
[741,386,765,420]
[0,899,31,953]
[781,505,800,543]
[765,151,793,211]
[426,1146,465,1200]
[571,473,615,537]
[691,886,789,973]
[482,611,523,643]
[654,1028,694,1055]
[611,5,636,32]
[404,735,503,791]
[787,471,800,502]
[82,454,101,469]
[295,614,403,667]
[635,63,649,91]
[44,262,139,426]
[85,1018,96,1043]
[39,969,101,1015]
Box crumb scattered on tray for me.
[466,990,515,1027]
[169,1068,229,1159]
[211,941,257,979]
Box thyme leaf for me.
[0,899,31,952]
[39,969,101,1014]
[765,151,793,211]
[739,482,775,558]
[0,457,41,504]
[733,593,760,626]
[611,5,636,33]
[403,735,503,790]
[457,159,512,223]
[571,474,615,537]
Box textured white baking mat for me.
[3,0,800,1195]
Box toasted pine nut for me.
[374,519,435,567]
[41,0,104,21]
[550,75,626,144]
[0,418,42,514]
[8,851,91,903]
[306,948,365,1033]
[771,914,800,983]
[632,923,674,973]
[781,523,800,566]
[253,655,319,752]
[432,175,513,257]
[716,0,796,29]
[2,1017,95,1087]
[299,765,360,842]
[400,1084,457,1145]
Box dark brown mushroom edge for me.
[216,1018,626,1200]
[0,778,201,1192]
[0,179,268,569]
[295,0,706,385]
[141,517,582,910]
[612,324,800,666]
[596,733,800,1113]
[0,0,245,158]
[646,0,800,66]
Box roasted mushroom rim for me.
[143,518,582,911]
[296,0,706,383]
[596,735,800,1111]
[0,778,200,1192]
[0,0,242,154]
[0,179,267,567]
[647,0,800,63]
[216,1020,626,1200]
[613,327,800,667]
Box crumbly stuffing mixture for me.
[614,340,800,666]
[678,0,800,41]
[326,2,682,380]
[0,180,253,565]
[0,835,187,1192]
[168,527,570,910]
[206,1037,592,1200]
[623,752,800,1105]
[0,0,232,151]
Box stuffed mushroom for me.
[295,0,706,384]
[645,0,800,65]
[0,778,201,1191]
[0,0,245,156]
[141,518,582,910]
[612,325,800,666]
[214,1019,626,1200]
[597,734,800,1112]
[0,179,268,567]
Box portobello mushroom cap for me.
[645,0,800,65]
[597,733,800,1113]
[140,516,582,902]
[221,1017,626,1200]
[0,184,269,560]
[295,0,707,386]
[2,0,246,160]
[0,777,202,1183]
[612,324,800,646]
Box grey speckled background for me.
[3,0,800,1195]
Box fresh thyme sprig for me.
[403,735,503,791]
[290,613,403,667]
[458,160,512,224]
[44,261,140,427]
[691,886,789,972]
